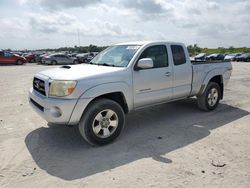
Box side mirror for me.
[136,58,154,70]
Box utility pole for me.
[77,29,81,47]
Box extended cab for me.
[29,41,232,145]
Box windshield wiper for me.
[98,63,115,67]
[87,62,98,65]
[87,62,116,67]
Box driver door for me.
[133,45,173,108]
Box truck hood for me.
[37,64,125,80]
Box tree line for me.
[187,44,250,56]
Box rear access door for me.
[170,44,192,99]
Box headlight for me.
[49,80,77,97]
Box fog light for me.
[50,106,62,118]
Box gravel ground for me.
[0,62,250,188]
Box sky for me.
[0,0,249,50]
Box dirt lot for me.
[0,62,250,188]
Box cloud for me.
[28,12,76,33]
[122,0,164,14]
[1,0,250,49]
[19,0,102,11]
[0,17,29,38]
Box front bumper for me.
[29,88,93,125]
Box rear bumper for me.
[29,88,93,125]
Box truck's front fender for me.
[79,82,133,110]
[68,82,133,125]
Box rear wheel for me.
[73,60,78,64]
[197,82,221,111]
[79,99,125,146]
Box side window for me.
[0,52,4,57]
[139,45,168,68]
[4,52,13,57]
[171,45,186,66]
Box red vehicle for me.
[0,51,27,65]
[23,53,36,63]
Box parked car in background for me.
[76,53,90,63]
[23,53,36,63]
[194,53,206,60]
[235,53,250,62]
[88,52,99,60]
[12,51,23,56]
[68,53,78,58]
[224,53,242,61]
[76,52,99,63]
[0,51,27,65]
[42,53,78,65]
[205,53,225,60]
[36,53,49,63]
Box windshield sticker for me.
[126,46,141,50]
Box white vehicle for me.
[29,41,232,145]
[224,53,242,61]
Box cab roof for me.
[116,41,185,47]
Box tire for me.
[51,60,57,65]
[16,60,23,65]
[73,60,78,64]
[197,82,221,111]
[79,98,125,146]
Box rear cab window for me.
[171,45,186,66]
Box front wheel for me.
[51,60,57,65]
[79,99,125,146]
[197,82,221,111]
[16,60,23,65]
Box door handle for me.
[165,72,171,77]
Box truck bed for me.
[190,60,232,96]
[191,60,230,65]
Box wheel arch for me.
[198,73,224,99]
[90,92,129,114]
[79,82,133,114]
[209,75,224,99]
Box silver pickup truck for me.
[29,41,232,145]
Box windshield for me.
[90,45,141,67]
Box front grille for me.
[30,98,44,112]
[33,77,46,96]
